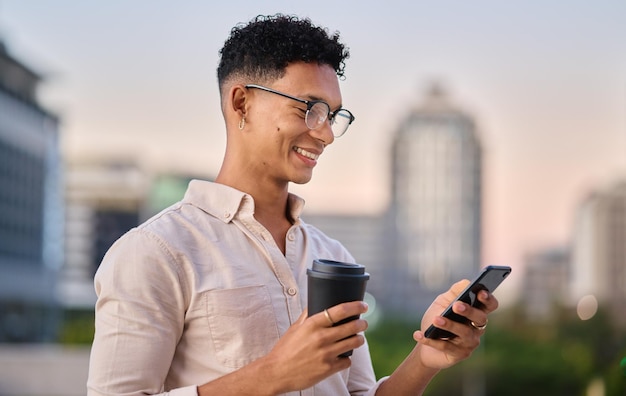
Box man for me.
[87,14,498,396]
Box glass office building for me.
[0,41,62,341]
[391,84,482,305]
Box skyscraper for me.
[0,40,62,341]
[391,83,482,298]
[571,181,626,326]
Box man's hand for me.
[261,301,369,393]
[413,279,499,369]
[198,301,368,396]
[375,280,500,396]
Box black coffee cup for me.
[307,259,370,357]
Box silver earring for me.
[238,117,246,130]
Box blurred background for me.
[0,0,625,395]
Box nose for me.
[311,119,335,146]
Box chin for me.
[290,174,313,185]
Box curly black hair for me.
[217,14,350,92]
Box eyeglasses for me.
[245,84,355,137]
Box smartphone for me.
[424,265,511,339]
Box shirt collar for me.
[183,180,306,224]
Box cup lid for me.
[310,259,368,276]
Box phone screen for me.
[424,265,511,339]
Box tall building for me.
[522,247,570,321]
[61,160,147,308]
[389,83,482,312]
[0,40,63,341]
[570,181,626,325]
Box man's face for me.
[242,62,342,186]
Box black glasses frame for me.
[244,84,355,137]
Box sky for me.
[1,0,625,301]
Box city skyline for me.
[1,1,625,302]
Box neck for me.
[216,170,293,254]
[215,166,291,223]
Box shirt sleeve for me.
[87,229,193,396]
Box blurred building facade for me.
[0,41,63,341]
[519,180,626,326]
[389,84,482,313]
[570,181,626,325]
[391,84,482,287]
[61,160,148,309]
[522,247,570,321]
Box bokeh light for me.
[363,292,382,330]
[576,295,598,321]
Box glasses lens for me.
[305,102,330,130]
[331,110,354,137]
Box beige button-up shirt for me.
[88,180,383,396]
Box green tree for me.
[366,304,626,395]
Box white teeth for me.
[294,147,319,160]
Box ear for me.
[229,84,248,119]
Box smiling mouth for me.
[293,146,319,160]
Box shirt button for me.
[287,287,297,296]
[223,212,230,218]
[287,233,295,241]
